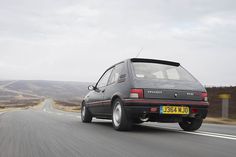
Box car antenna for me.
[135,48,143,58]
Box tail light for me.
[130,89,144,99]
[201,92,208,102]
[191,108,198,113]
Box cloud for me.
[0,0,235,86]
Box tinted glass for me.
[132,62,196,82]
[108,63,124,85]
[97,68,113,88]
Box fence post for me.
[219,94,231,119]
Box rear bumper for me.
[123,99,209,121]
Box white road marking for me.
[196,131,236,138]
[144,123,236,141]
[181,131,236,140]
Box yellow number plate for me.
[160,106,189,115]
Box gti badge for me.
[174,93,178,97]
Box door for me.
[103,62,125,115]
[89,68,113,115]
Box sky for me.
[0,0,236,86]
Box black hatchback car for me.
[81,58,209,131]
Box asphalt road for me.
[0,99,236,157]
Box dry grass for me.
[204,117,236,125]
[0,99,43,112]
[0,107,24,112]
[53,101,81,113]
[30,101,44,110]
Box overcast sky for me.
[0,0,235,86]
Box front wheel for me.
[112,99,132,131]
[179,118,203,131]
[81,103,92,123]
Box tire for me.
[179,118,203,131]
[112,98,132,131]
[81,103,92,123]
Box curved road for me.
[0,99,235,157]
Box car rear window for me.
[132,62,196,82]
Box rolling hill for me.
[0,80,92,105]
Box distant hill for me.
[0,80,92,104]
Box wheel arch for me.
[111,94,122,107]
[81,100,85,105]
[81,100,86,108]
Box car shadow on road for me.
[91,121,178,134]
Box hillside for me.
[0,80,92,106]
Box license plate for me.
[160,106,189,115]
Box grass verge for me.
[53,100,80,113]
[204,117,236,125]
[0,100,43,112]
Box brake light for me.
[191,108,198,113]
[201,92,208,102]
[130,89,144,99]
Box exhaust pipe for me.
[139,113,149,122]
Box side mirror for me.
[88,85,95,91]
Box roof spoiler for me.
[130,58,180,67]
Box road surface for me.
[0,99,235,157]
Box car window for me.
[166,68,180,80]
[132,62,196,82]
[96,68,113,88]
[108,63,124,85]
[153,71,164,79]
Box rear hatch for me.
[133,79,205,101]
[130,58,206,101]
[144,88,202,101]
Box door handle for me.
[101,89,106,93]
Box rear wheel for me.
[179,118,203,131]
[112,98,132,131]
[81,103,92,123]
